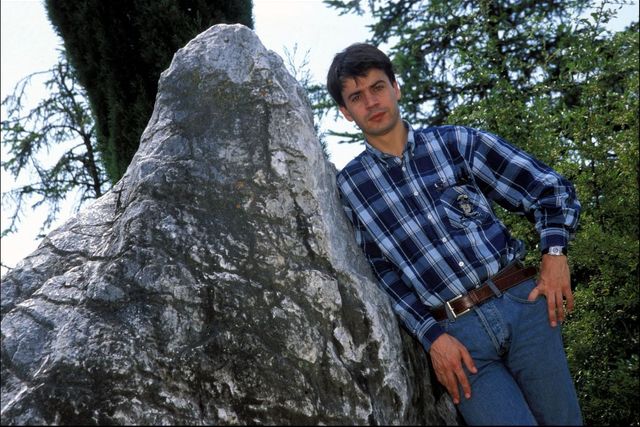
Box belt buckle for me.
[445,294,471,320]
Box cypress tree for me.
[45,0,253,182]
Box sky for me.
[0,0,638,274]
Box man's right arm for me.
[429,333,477,404]
[338,190,477,404]
[338,192,445,349]
[343,201,477,404]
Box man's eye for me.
[373,84,384,92]
[350,95,360,103]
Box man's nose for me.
[364,92,379,108]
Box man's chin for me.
[364,121,396,137]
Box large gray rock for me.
[1,24,457,425]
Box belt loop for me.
[486,279,502,297]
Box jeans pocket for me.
[504,278,543,305]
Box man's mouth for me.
[369,111,386,122]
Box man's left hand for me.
[527,254,574,327]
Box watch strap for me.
[542,246,567,256]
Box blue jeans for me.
[438,278,583,426]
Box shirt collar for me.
[364,121,416,166]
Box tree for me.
[45,0,254,183]
[323,1,638,424]
[446,19,638,425]
[545,20,638,427]
[282,43,332,157]
[1,55,109,238]
[325,0,590,127]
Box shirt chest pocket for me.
[437,167,493,229]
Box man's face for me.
[338,68,401,139]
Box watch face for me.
[550,246,562,255]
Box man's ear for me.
[339,105,354,122]
[393,81,401,100]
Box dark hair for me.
[326,43,396,107]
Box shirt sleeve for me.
[460,127,581,252]
[337,188,445,352]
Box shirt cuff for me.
[539,226,570,253]
[416,320,446,353]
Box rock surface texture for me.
[1,24,457,425]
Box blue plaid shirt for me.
[336,124,580,351]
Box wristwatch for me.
[543,246,567,256]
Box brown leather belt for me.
[431,262,538,321]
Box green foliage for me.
[556,21,637,426]
[326,0,591,127]
[324,0,639,424]
[448,16,639,427]
[1,56,110,237]
[281,43,362,159]
[45,0,254,183]
[452,14,639,427]
[283,44,331,157]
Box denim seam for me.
[473,305,503,355]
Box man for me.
[328,43,583,425]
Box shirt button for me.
[458,261,465,267]
[427,214,434,221]
[441,237,447,242]
[402,166,406,172]
[413,191,419,196]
